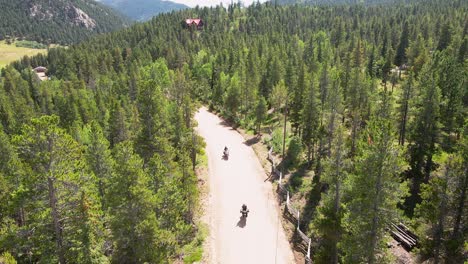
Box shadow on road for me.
[236,216,247,228]
[243,136,260,146]
[218,120,237,130]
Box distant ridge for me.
[100,0,189,21]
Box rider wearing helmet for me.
[242,204,247,211]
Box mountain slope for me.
[100,0,188,21]
[0,0,131,45]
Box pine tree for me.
[254,96,267,134]
[342,93,406,263]
[406,34,429,77]
[135,60,171,162]
[290,63,306,134]
[312,126,348,263]
[436,53,465,150]
[86,121,114,210]
[398,74,414,146]
[224,72,241,119]
[324,68,343,158]
[13,115,107,263]
[301,74,320,164]
[437,23,452,51]
[270,79,287,112]
[107,142,165,263]
[108,100,129,147]
[406,62,441,216]
[395,22,410,66]
[416,147,467,263]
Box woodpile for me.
[390,222,418,250]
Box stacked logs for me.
[390,222,418,250]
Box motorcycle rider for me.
[240,204,249,217]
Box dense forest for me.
[0,0,467,263]
[0,0,130,45]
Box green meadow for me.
[0,40,47,69]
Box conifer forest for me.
[0,0,466,263]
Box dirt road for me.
[195,107,295,264]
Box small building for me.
[184,18,204,30]
[33,66,48,81]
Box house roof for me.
[33,66,47,72]
[185,19,202,26]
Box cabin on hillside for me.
[33,66,48,81]
[184,18,204,30]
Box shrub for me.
[15,40,47,49]
[286,136,302,167]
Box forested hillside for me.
[1,0,467,263]
[100,0,188,21]
[0,0,130,45]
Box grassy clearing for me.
[0,40,47,69]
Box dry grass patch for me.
[0,40,47,69]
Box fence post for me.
[297,211,300,230]
[279,171,282,184]
[306,238,311,258]
[286,191,290,205]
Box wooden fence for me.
[268,147,312,264]
[267,148,418,263]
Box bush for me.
[15,40,47,49]
[0,252,17,264]
[271,127,284,155]
[286,136,302,167]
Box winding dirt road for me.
[195,107,295,264]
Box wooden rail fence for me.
[268,147,312,264]
[267,148,418,263]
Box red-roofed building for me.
[184,18,204,30]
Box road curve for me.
[195,107,295,264]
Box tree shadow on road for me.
[236,216,247,228]
[218,120,237,130]
[243,136,260,146]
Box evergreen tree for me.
[398,74,414,146]
[437,23,452,51]
[254,96,267,134]
[301,74,320,164]
[135,60,171,162]
[416,147,467,263]
[107,142,165,263]
[436,53,465,150]
[224,72,242,119]
[86,121,114,210]
[394,22,410,66]
[312,126,348,263]
[342,93,406,263]
[406,61,441,216]
[12,115,107,263]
